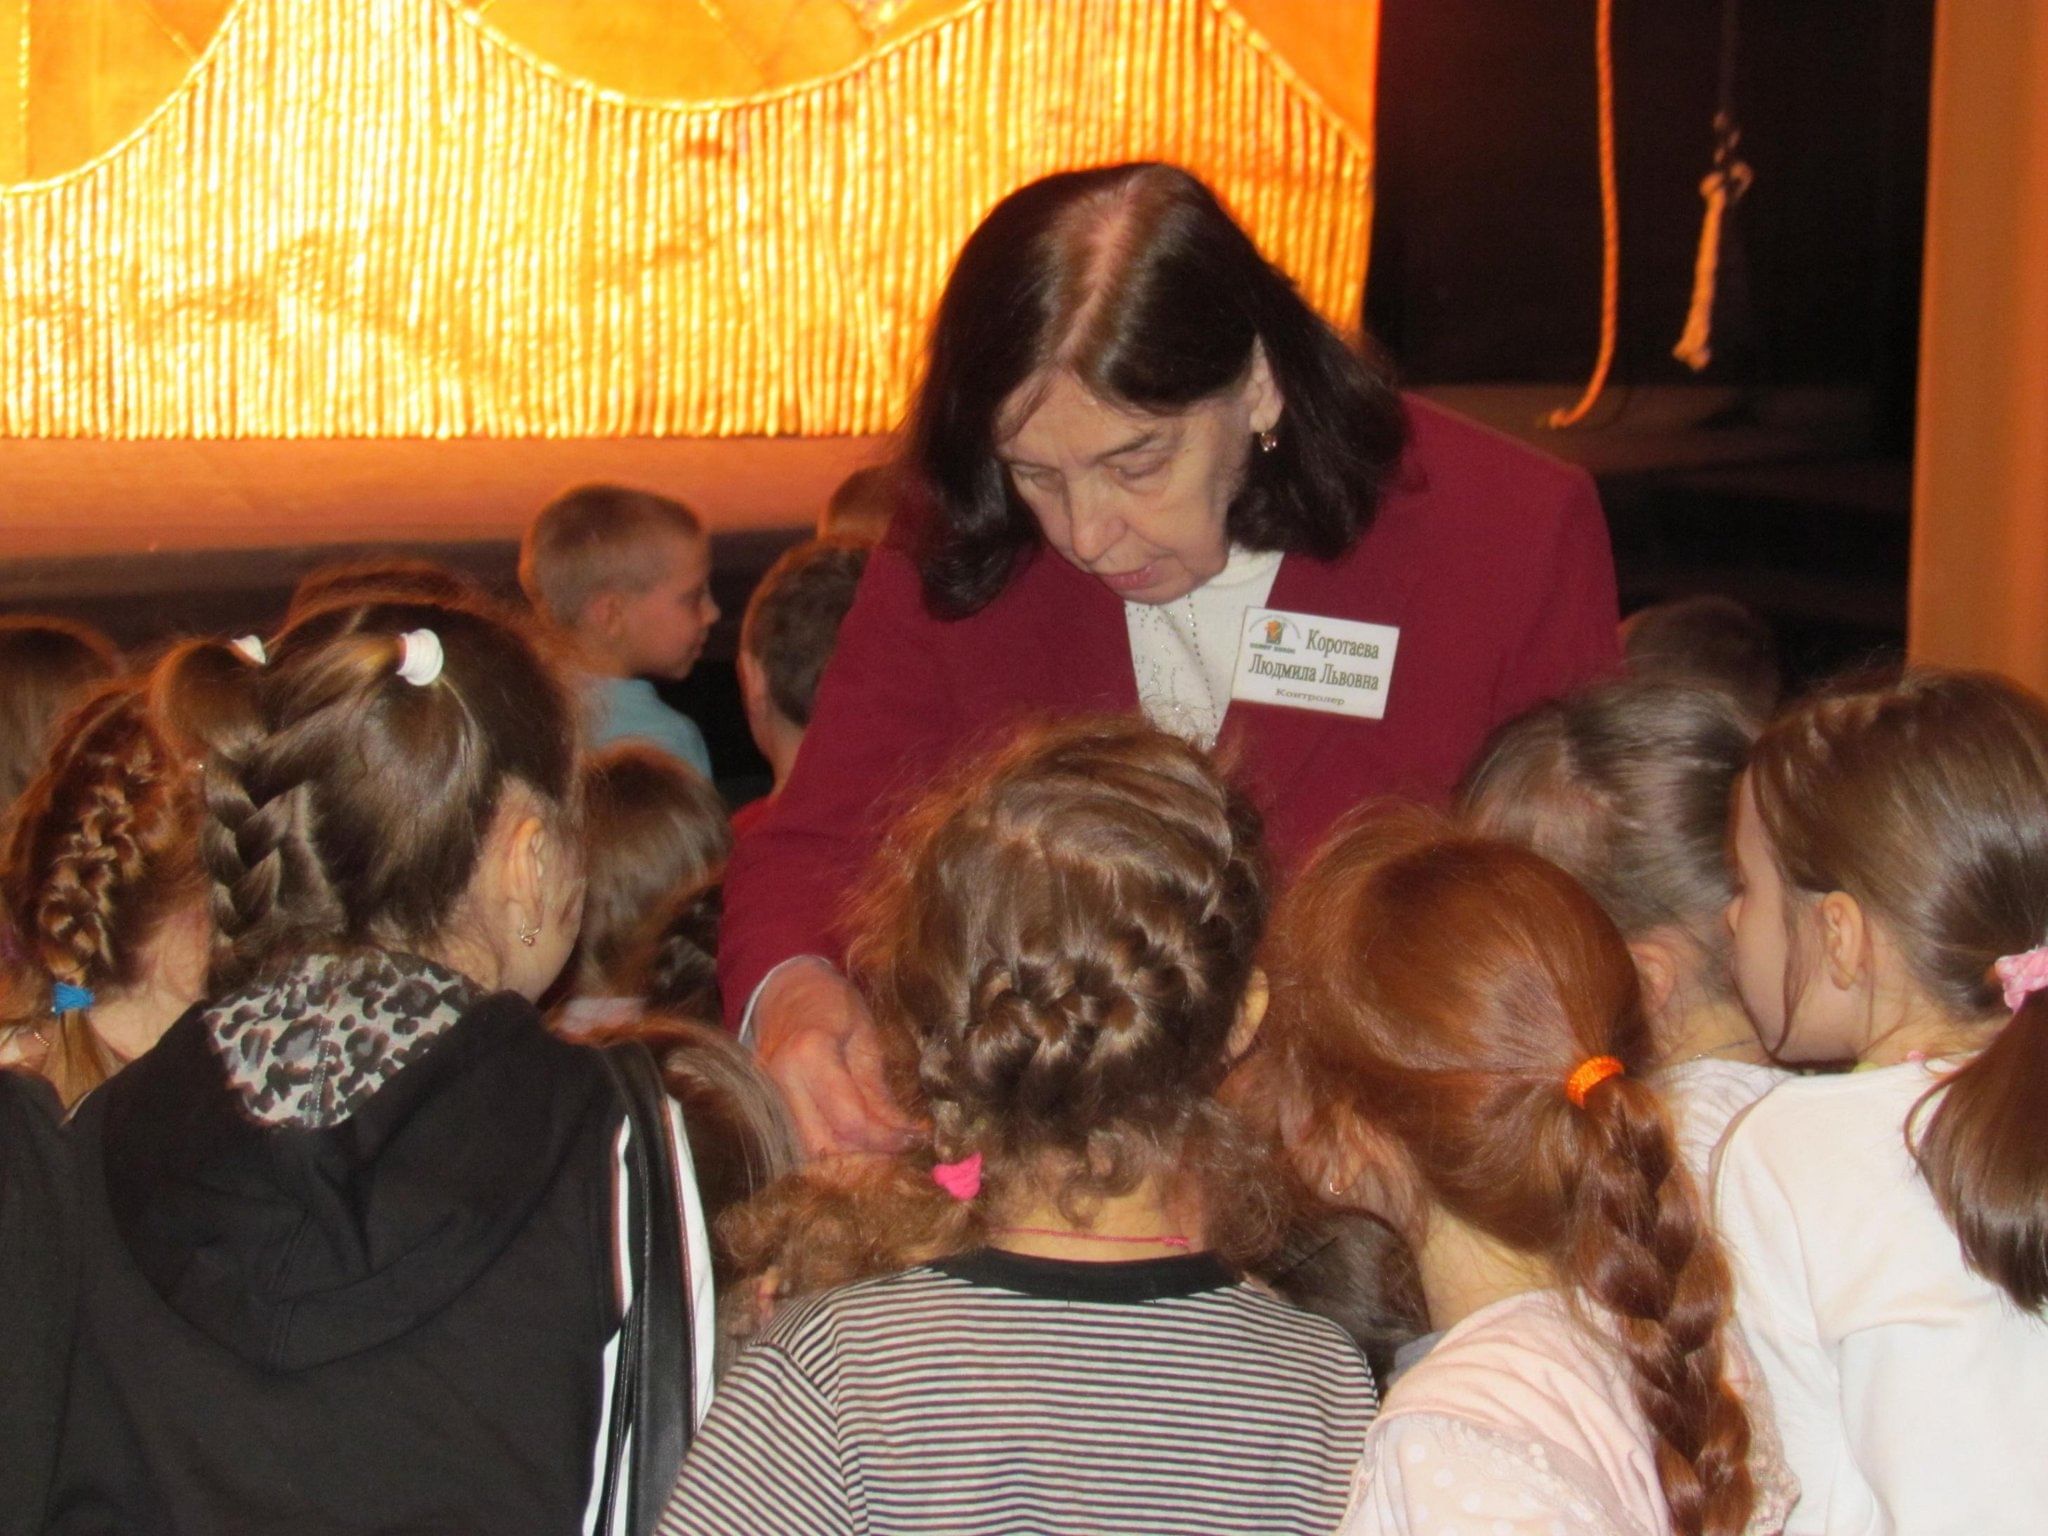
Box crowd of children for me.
[3,481,2047,1536]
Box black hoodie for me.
[1,1069,76,1536]
[49,973,624,1536]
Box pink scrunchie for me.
[930,1153,983,1201]
[1993,945,2048,1012]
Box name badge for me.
[1231,608,1400,720]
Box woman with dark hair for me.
[723,163,1620,1152]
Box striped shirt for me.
[658,1247,1379,1536]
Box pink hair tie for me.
[931,1152,983,1201]
[1993,945,2048,1012]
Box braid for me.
[0,683,201,1106]
[2,687,186,994]
[1256,817,1763,1536]
[202,600,578,986]
[37,714,160,985]
[1565,1076,1755,1536]
[200,664,385,987]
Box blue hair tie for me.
[51,981,94,1013]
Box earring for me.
[1326,1174,1347,1196]
[1256,428,1279,454]
[517,921,540,948]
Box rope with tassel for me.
[1673,0,1752,371]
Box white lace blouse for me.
[1340,1289,1796,1536]
[1123,545,1282,748]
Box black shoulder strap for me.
[595,1041,694,1536]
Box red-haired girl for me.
[1252,811,1792,1536]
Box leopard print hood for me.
[200,952,480,1127]
[94,963,620,1370]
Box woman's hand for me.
[754,958,916,1158]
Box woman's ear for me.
[1228,967,1269,1058]
[1243,338,1284,436]
[1818,890,1870,993]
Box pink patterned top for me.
[1341,1289,1796,1536]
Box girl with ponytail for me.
[1458,680,1787,1180]
[1717,669,2048,1532]
[1,640,255,1106]
[54,600,707,1536]
[661,717,1379,1536]
[1248,809,1792,1536]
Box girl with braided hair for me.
[1248,810,1793,1536]
[659,716,1379,1536]
[0,640,251,1106]
[52,601,711,1536]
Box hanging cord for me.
[1545,0,1620,429]
[1673,0,1752,371]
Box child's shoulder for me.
[1732,1062,1932,1140]
[1716,1063,1935,1194]
[1219,1276,1379,1361]
[584,677,708,762]
[1388,1291,1588,1407]
[756,1263,976,1349]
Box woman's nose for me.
[1067,487,1125,564]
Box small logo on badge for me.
[1250,616,1302,653]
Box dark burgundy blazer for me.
[719,399,1621,1020]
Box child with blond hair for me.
[520,482,720,778]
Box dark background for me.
[1352,0,1933,722]
[1369,0,1930,430]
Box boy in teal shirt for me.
[519,483,719,779]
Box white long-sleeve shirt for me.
[1714,1059,2048,1534]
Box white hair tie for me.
[229,634,267,666]
[396,628,445,687]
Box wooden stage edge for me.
[0,433,896,561]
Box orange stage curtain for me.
[0,0,1378,440]
[1909,2,2048,697]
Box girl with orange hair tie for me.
[1246,810,1793,1536]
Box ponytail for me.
[1746,671,2048,1312]
[203,602,577,989]
[1566,1074,1756,1536]
[1258,814,1759,1536]
[1911,988,2048,1310]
